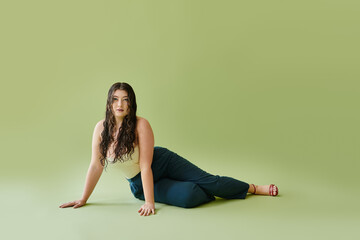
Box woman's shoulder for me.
[93,119,105,142]
[136,115,148,123]
[136,116,152,129]
[135,116,153,134]
[96,119,105,131]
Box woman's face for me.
[111,89,130,117]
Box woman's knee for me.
[178,183,214,208]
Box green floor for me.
[1,149,358,240]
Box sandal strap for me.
[252,184,256,194]
[274,185,278,196]
[269,184,278,196]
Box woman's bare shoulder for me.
[136,116,152,132]
[93,119,105,138]
[136,116,151,126]
[97,119,105,129]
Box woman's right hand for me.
[59,199,87,209]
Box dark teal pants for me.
[127,146,250,208]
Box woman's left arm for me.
[137,118,155,216]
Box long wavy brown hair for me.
[99,82,138,171]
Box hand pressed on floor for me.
[138,202,155,216]
[59,199,87,209]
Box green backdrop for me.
[1,0,358,239]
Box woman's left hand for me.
[138,202,155,216]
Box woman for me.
[59,82,279,216]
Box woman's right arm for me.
[59,120,105,209]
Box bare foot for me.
[251,184,279,196]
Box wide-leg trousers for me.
[126,146,250,208]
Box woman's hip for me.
[127,146,173,188]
